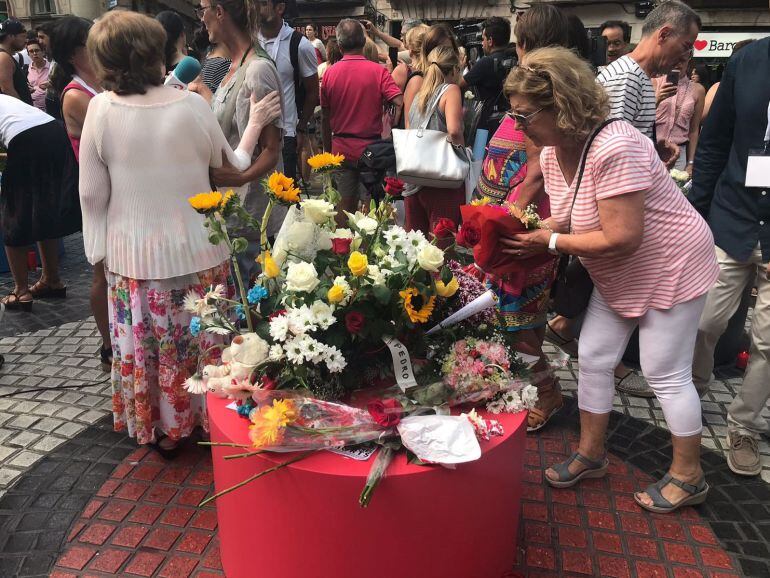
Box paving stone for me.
[55,423,86,438]
[8,450,44,468]
[32,436,67,453]
[0,467,22,486]
[32,418,66,433]
[76,411,107,425]
[7,431,41,448]
[56,407,83,421]
[7,415,40,429]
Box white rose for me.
[464,90,475,100]
[345,211,378,235]
[332,228,354,239]
[301,199,336,224]
[417,244,445,272]
[285,261,320,293]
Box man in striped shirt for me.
[597,1,701,142]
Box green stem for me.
[224,449,267,460]
[199,451,314,507]
[260,199,275,253]
[220,223,254,333]
[198,441,251,448]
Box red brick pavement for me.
[51,424,742,578]
[52,443,222,578]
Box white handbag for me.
[392,85,470,189]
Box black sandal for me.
[99,346,113,373]
[1,292,33,311]
[148,434,181,460]
[29,280,67,299]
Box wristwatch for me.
[548,233,560,255]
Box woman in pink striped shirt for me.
[502,47,719,514]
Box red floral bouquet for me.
[459,203,554,281]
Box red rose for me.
[384,177,405,196]
[331,237,353,255]
[456,223,481,247]
[268,309,287,320]
[260,375,278,390]
[367,398,403,427]
[433,218,457,239]
[345,311,365,334]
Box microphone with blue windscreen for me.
[164,56,202,90]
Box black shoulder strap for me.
[567,118,619,231]
[290,30,302,88]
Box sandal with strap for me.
[634,473,709,513]
[544,323,579,358]
[29,280,67,299]
[547,451,609,488]
[0,291,33,311]
[99,346,113,373]
[148,434,181,460]
[527,379,563,433]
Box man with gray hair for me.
[597,1,700,143]
[321,19,403,219]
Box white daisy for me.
[269,315,290,342]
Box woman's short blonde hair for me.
[504,46,609,139]
[405,24,429,59]
[363,38,379,63]
[88,11,165,95]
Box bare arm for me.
[362,20,405,51]
[500,190,646,260]
[403,76,422,129]
[389,94,403,128]
[211,124,281,188]
[392,62,408,92]
[0,55,19,99]
[442,85,464,146]
[62,89,91,140]
[299,73,319,131]
[702,82,719,122]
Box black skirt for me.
[1,120,82,247]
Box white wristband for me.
[548,232,560,255]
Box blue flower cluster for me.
[190,316,201,337]
[247,284,269,305]
[235,305,246,321]
[236,399,255,419]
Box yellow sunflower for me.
[399,288,436,324]
[189,191,224,214]
[248,399,297,448]
[267,172,301,204]
[470,196,492,207]
[307,152,345,171]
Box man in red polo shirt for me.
[321,18,402,216]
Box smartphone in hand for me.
[666,69,680,85]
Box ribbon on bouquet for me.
[382,336,419,392]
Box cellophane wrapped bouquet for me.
[184,154,538,507]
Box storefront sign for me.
[693,31,770,58]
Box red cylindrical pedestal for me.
[208,394,526,578]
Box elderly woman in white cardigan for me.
[79,12,279,457]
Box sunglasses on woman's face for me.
[506,107,544,128]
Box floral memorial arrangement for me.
[184,154,538,506]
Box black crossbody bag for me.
[551,119,618,318]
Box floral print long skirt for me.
[107,262,233,444]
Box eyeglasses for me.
[506,108,544,128]
[195,4,212,17]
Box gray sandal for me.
[546,451,609,488]
[634,473,709,513]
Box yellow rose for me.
[327,284,345,304]
[435,277,459,298]
[257,250,280,278]
[347,251,369,277]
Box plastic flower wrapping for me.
[186,157,544,508]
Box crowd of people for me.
[0,0,766,515]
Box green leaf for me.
[372,284,391,305]
[231,237,248,254]
[440,267,453,284]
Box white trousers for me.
[578,290,707,437]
